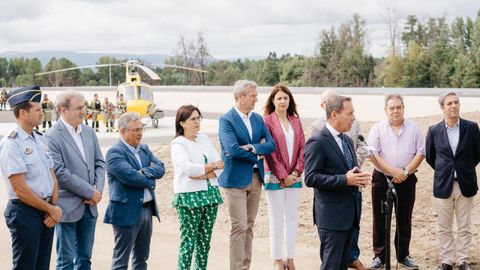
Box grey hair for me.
[320,89,337,104]
[384,94,404,108]
[233,80,257,101]
[326,95,352,119]
[55,90,85,112]
[118,112,141,131]
[438,92,458,108]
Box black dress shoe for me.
[436,263,452,270]
[458,262,473,270]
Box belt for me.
[10,196,52,204]
[142,201,153,208]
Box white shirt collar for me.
[121,138,140,154]
[60,117,82,135]
[326,122,341,137]
[444,118,460,129]
[234,105,252,119]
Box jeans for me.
[56,206,97,270]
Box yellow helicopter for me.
[35,60,207,127]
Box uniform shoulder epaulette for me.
[7,131,18,139]
[34,129,43,136]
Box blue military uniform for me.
[0,86,56,270]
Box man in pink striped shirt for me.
[367,94,424,269]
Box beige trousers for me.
[223,172,262,270]
[435,181,474,265]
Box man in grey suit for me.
[310,89,369,270]
[45,90,105,270]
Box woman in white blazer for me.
[170,105,224,270]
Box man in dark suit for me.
[104,112,165,270]
[426,92,480,270]
[304,95,371,270]
[218,79,275,270]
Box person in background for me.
[41,94,54,133]
[103,97,116,132]
[171,105,224,270]
[83,99,90,126]
[310,89,369,270]
[426,92,480,270]
[90,94,101,132]
[1,87,8,111]
[0,86,62,270]
[263,84,305,270]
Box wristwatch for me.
[291,171,298,177]
[402,167,409,175]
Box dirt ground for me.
[1,111,480,269]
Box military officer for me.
[0,87,7,111]
[90,93,101,132]
[103,97,116,132]
[84,99,90,125]
[115,94,127,132]
[0,86,62,270]
[41,94,54,132]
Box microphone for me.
[358,135,397,196]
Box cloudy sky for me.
[0,0,478,59]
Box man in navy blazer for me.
[218,80,275,270]
[426,92,480,270]
[304,95,371,270]
[44,90,105,270]
[104,112,165,270]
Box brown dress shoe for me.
[349,259,371,270]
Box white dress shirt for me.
[326,123,344,152]
[60,118,86,161]
[121,138,152,203]
[281,122,294,164]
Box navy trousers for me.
[111,206,153,270]
[4,200,54,270]
[318,226,354,270]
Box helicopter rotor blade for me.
[35,63,124,76]
[160,64,208,73]
[133,64,161,80]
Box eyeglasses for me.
[67,106,85,111]
[188,116,203,122]
[126,126,145,133]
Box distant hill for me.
[0,51,170,67]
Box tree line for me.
[1,11,479,88]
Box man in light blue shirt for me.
[0,86,62,270]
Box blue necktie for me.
[339,133,354,170]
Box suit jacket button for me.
[140,198,143,202]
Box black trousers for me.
[372,169,416,262]
[318,226,354,270]
[4,200,54,270]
